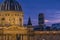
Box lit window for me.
[15,14,17,16]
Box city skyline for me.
[0,0,60,40]
[0,0,59,26]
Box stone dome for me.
[0,0,22,11]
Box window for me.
[19,18,22,21]
[5,14,10,16]
[8,14,10,16]
[15,14,17,16]
[5,14,7,16]
[19,18,22,26]
[1,18,5,20]
[15,14,19,16]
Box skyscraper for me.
[38,13,44,30]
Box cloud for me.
[24,18,60,26]
[45,19,60,23]
[45,20,49,23]
[45,19,60,26]
[56,11,60,13]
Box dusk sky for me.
[0,0,60,26]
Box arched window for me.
[19,18,22,21]
[19,18,22,26]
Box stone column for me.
[21,34,23,40]
[23,34,28,40]
[0,34,2,40]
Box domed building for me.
[0,0,23,26]
[0,0,28,40]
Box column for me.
[8,34,11,40]
[0,34,2,40]
[3,34,6,40]
[23,34,28,40]
[21,34,23,40]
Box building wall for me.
[0,34,27,40]
[0,26,28,40]
[0,11,23,26]
[0,33,60,40]
[34,34,60,40]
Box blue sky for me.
[0,0,60,26]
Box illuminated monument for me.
[0,0,23,26]
[0,0,60,40]
[0,0,28,40]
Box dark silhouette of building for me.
[45,26,51,31]
[27,17,32,28]
[52,23,60,29]
[38,13,44,31]
[38,13,44,25]
[27,17,32,25]
[52,27,58,31]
